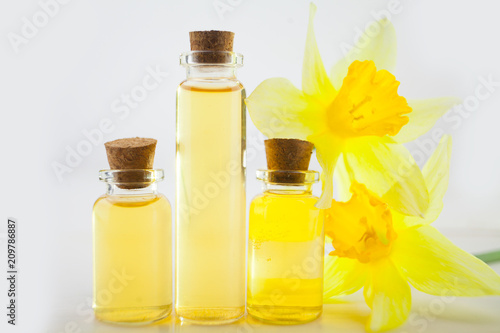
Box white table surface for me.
[46,261,500,333]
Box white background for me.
[1,0,500,332]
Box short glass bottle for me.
[247,170,324,324]
[92,169,172,324]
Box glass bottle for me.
[175,49,246,324]
[247,170,324,324]
[93,169,172,324]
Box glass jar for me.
[92,169,172,324]
[247,170,324,324]
[175,51,246,324]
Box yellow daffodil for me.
[245,3,460,212]
[323,135,500,331]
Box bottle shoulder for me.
[93,195,107,209]
[93,193,171,209]
[156,193,172,208]
[251,192,319,207]
[253,191,318,199]
[178,79,244,92]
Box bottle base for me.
[247,304,322,325]
[94,304,172,325]
[176,306,245,325]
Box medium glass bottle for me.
[93,169,172,324]
[175,31,246,324]
[247,170,324,324]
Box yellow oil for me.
[93,194,172,324]
[175,81,246,324]
[247,190,324,324]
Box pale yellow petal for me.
[392,225,500,296]
[302,3,336,103]
[364,258,411,332]
[331,19,397,90]
[309,132,343,209]
[393,97,460,143]
[323,255,366,299]
[403,135,452,227]
[333,155,352,201]
[343,137,429,217]
[245,78,327,139]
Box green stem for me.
[476,250,500,264]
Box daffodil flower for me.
[245,3,459,212]
[323,135,500,332]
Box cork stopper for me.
[189,30,234,63]
[264,138,314,183]
[104,137,157,188]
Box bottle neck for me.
[99,169,163,196]
[180,51,242,80]
[262,182,314,195]
[185,65,237,80]
[106,183,158,196]
[256,170,319,195]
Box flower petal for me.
[364,258,411,332]
[331,19,397,90]
[333,155,352,201]
[245,78,326,139]
[343,137,429,217]
[309,132,343,209]
[328,60,411,138]
[323,255,366,299]
[403,135,452,227]
[392,97,460,143]
[325,182,396,263]
[302,3,336,102]
[392,225,500,296]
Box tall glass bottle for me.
[93,169,172,324]
[175,31,246,324]
[247,169,324,324]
